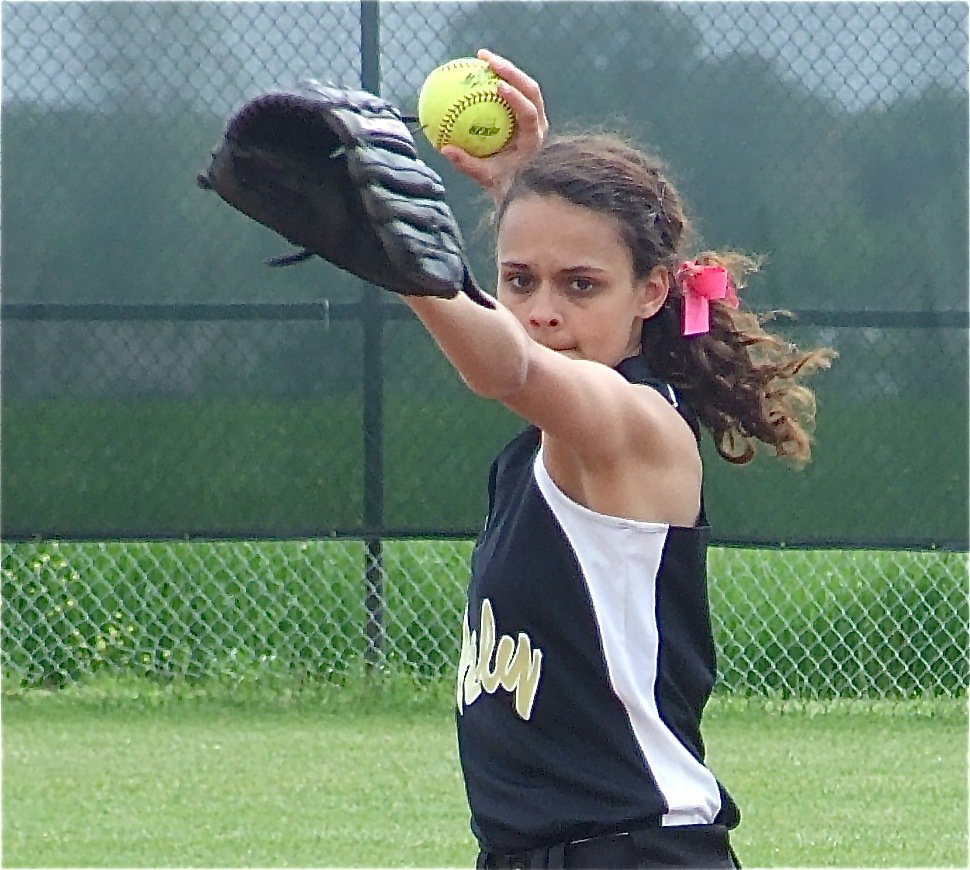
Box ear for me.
[635,264,670,319]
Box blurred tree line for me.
[4,1,965,400]
[434,2,968,315]
[2,2,966,544]
[2,2,965,312]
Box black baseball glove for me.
[197,80,493,307]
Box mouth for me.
[534,339,580,357]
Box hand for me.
[440,49,549,202]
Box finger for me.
[440,145,494,186]
[497,81,540,127]
[476,47,499,65]
[479,50,547,124]
[477,48,548,132]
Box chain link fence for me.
[3,539,967,697]
[2,2,967,697]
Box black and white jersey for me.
[456,355,738,854]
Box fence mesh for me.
[2,539,967,697]
[2,2,968,695]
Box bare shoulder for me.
[506,352,692,462]
[502,353,702,524]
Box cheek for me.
[497,289,532,327]
[496,285,519,309]
[580,308,639,354]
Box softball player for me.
[403,50,834,869]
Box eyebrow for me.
[499,261,610,274]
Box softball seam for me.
[437,59,485,73]
[436,90,515,152]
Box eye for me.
[568,276,598,294]
[503,272,534,293]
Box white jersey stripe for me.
[534,447,722,826]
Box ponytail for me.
[643,251,836,466]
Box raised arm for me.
[401,289,702,527]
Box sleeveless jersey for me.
[455,354,739,854]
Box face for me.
[496,194,667,367]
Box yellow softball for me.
[417,57,516,157]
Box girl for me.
[404,50,834,869]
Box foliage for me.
[2,388,966,543]
[3,540,966,696]
[439,2,969,311]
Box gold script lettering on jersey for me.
[457,598,543,721]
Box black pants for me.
[477,823,740,869]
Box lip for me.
[533,339,580,356]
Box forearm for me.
[402,293,532,400]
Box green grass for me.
[2,678,967,868]
[706,697,968,867]
[708,547,969,696]
[3,541,966,695]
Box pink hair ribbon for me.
[676,261,739,337]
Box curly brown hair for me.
[495,134,836,465]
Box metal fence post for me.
[360,0,386,671]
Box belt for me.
[477,829,639,869]
[477,823,740,870]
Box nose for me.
[527,287,562,329]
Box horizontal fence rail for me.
[4,302,968,327]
